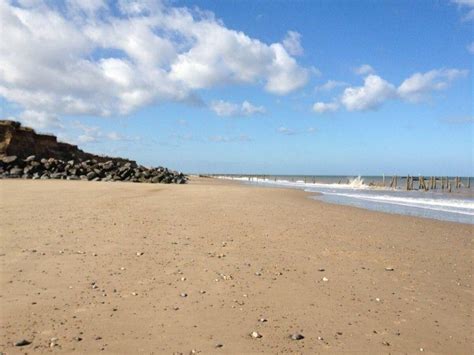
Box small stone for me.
[375,297,381,302]
[199,290,206,294]
[255,271,262,276]
[215,343,223,348]
[73,336,83,342]
[14,339,31,346]
[322,277,329,282]
[180,292,188,297]
[382,341,390,346]
[251,331,262,338]
[318,268,325,272]
[136,252,144,256]
[180,277,186,281]
[131,292,138,296]
[259,318,268,323]
[385,267,394,271]
[291,333,304,340]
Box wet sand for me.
[0,178,472,353]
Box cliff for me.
[0,120,134,164]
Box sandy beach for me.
[0,178,472,354]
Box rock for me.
[215,343,223,348]
[251,331,262,338]
[385,267,395,271]
[1,121,188,184]
[14,339,31,346]
[259,318,268,322]
[2,155,17,164]
[86,171,96,180]
[290,333,304,340]
[322,277,329,282]
[180,292,188,297]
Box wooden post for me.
[383,174,385,187]
[448,180,452,193]
[406,175,410,190]
[468,177,471,189]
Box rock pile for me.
[0,155,187,184]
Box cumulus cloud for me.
[452,0,474,21]
[312,101,339,113]
[397,68,468,102]
[312,67,468,113]
[315,80,348,92]
[0,0,308,126]
[282,31,303,56]
[354,64,375,75]
[341,75,396,111]
[210,100,266,117]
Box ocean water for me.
[216,175,474,224]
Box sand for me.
[0,178,472,354]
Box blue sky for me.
[1,0,473,175]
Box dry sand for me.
[0,178,472,354]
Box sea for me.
[215,175,474,224]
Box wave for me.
[319,192,474,216]
[217,175,371,190]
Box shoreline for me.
[1,178,472,353]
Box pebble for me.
[259,318,268,322]
[291,333,305,340]
[322,277,329,282]
[215,343,223,348]
[73,336,83,342]
[180,292,188,297]
[251,331,262,338]
[136,252,144,256]
[14,339,31,346]
[255,271,262,276]
[318,268,325,272]
[385,267,394,271]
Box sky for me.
[1,0,473,175]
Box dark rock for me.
[290,333,305,340]
[14,339,32,346]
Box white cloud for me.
[315,80,348,92]
[397,68,468,102]
[468,42,474,54]
[18,110,63,130]
[312,101,339,113]
[312,67,468,114]
[341,75,396,111]
[208,135,252,142]
[354,64,375,75]
[277,126,297,135]
[210,100,266,117]
[452,0,474,21]
[0,0,308,123]
[282,31,303,56]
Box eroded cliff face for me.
[0,120,133,164]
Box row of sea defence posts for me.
[387,175,470,192]
[205,174,470,192]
